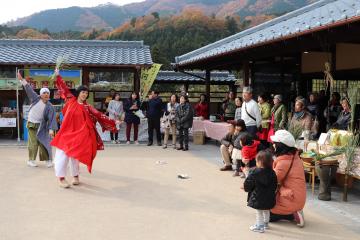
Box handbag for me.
[134,110,145,119]
[160,112,170,129]
[275,153,295,194]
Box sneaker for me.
[293,210,305,228]
[249,224,264,233]
[126,141,131,145]
[135,141,139,145]
[111,140,116,144]
[115,140,120,144]
[147,142,153,146]
[59,179,70,188]
[72,176,80,186]
[27,160,38,167]
[239,172,246,178]
[163,145,167,149]
[264,222,269,230]
[232,171,240,177]
[46,160,53,168]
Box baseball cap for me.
[270,130,296,147]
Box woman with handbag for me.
[107,93,124,144]
[270,130,306,228]
[163,94,179,149]
[257,94,271,141]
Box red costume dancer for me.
[51,70,117,188]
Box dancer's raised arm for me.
[54,68,73,100]
[18,71,39,103]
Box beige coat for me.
[289,111,313,132]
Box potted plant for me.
[342,88,360,201]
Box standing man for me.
[18,71,57,167]
[242,86,262,137]
[147,91,163,146]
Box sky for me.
[0,0,144,24]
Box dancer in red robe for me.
[51,68,118,188]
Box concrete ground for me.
[0,142,359,240]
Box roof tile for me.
[0,39,153,66]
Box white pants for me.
[256,210,270,226]
[54,148,80,178]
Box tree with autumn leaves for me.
[83,9,243,69]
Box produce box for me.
[193,131,205,145]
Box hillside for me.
[80,9,250,69]
[6,0,317,32]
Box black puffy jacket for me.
[244,168,277,210]
[175,102,194,129]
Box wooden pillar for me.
[243,61,250,86]
[82,67,89,87]
[280,56,285,89]
[184,83,189,93]
[205,70,211,103]
[230,82,237,96]
[134,67,140,94]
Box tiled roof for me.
[0,39,153,66]
[175,0,360,66]
[156,71,236,82]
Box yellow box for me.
[193,131,205,145]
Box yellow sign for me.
[140,64,162,101]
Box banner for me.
[140,64,162,101]
[24,69,81,89]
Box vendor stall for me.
[300,130,360,201]
[192,119,230,141]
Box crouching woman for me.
[270,130,306,228]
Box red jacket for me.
[51,76,116,173]
[195,102,209,119]
[241,140,260,161]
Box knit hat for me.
[40,88,50,95]
[274,94,282,102]
[295,97,306,107]
[270,130,296,147]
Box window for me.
[0,66,16,78]
[89,69,134,91]
[0,66,18,90]
[313,79,360,103]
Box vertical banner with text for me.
[140,64,162,102]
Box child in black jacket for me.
[244,150,277,233]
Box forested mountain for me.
[6,0,317,32]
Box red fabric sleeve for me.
[88,104,117,132]
[55,75,74,101]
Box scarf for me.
[294,111,305,120]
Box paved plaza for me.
[0,143,359,240]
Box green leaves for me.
[49,55,70,80]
